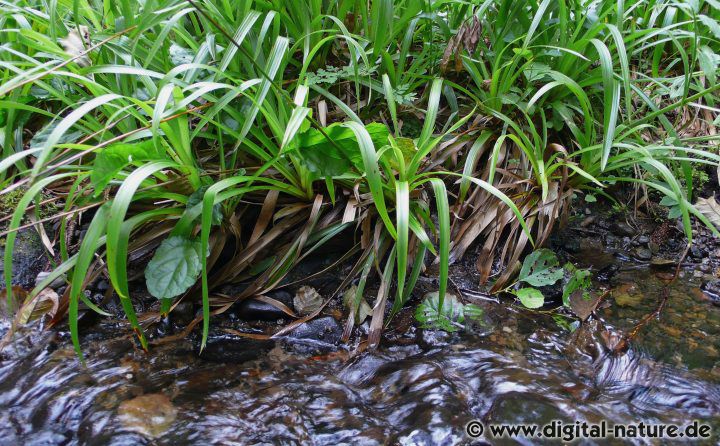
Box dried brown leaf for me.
[696,196,720,229]
[569,290,600,321]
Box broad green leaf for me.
[91,140,165,194]
[699,14,720,39]
[518,249,563,287]
[292,122,390,177]
[516,287,544,309]
[344,121,396,238]
[389,137,417,172]
[145,236,205,300]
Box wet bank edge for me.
[0,205,719,444]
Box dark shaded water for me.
[1,251,719,445]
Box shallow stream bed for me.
[1,242,719,445]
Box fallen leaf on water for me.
[568,290,600,321]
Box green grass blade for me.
[343,121,396,238]
[428,178,450,313]
[68,203,110,362]
[395,181,410,306]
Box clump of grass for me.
[0,0,718,355]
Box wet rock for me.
[96,279,109,292]
[117,393,177,438]
[566,320,603,361]
[196,332,275,363]
[632,246,652,261]
[288,316,341,343]
[267,289,294,307]
[536,282,563,303]
[234,289,295,322]
[417,328,456,348]
[171,301,194,326]
[701,279,720,306]
[614,291,643,308]
[234,297,289,321]
[551,233,581,253]
[0,229,48,290]
[283,316,342,354]
[690,245,703,259]
[596,262,620,282]
[637,235,650,244]
[610,221,635,237]
[649,241,660,254]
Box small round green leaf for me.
[516,287,545,309]
[145,236,205,300]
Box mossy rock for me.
[0,228,49,290]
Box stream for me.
[1,240,719,445]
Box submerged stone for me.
[117,393,177,438]
[485,392,570,426]
[610,221,635,237]
[196,333,275,363]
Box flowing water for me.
[1,245,719,445]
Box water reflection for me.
[1,263,719,445]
